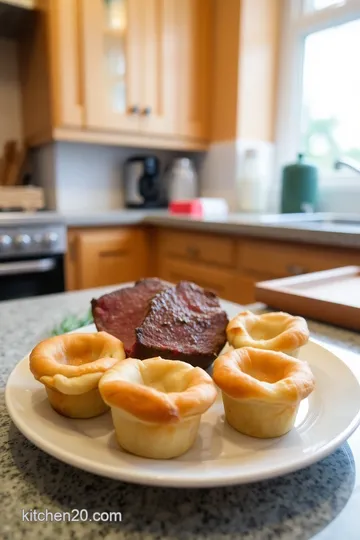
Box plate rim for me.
[5,338,360,488]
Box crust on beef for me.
[134,281,228,369]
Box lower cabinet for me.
[158,257,237,302]
[66,227,149,290]
[65,225,360,305]
[238,238,360,278]
[234,272,271,306]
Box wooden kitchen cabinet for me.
[66,227,149,290]
[155,227,360,306]
[238,238,360,279]
[82,0,210,139]
[236,238,360,305]
[20,0,211,149]
[156,229,236,269]
[159,258,237,302]
[234,272,272,306]
[20,0,84,142]
[156,229,238,301]
[140,0,176,136]
[81,0,142,134]
[67,224,360,303]
[173,0,212,139]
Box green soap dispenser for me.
[281,153,319,213]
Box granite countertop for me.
[1,287,360,539]
[2,210,360,249]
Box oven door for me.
[0,255,65,301]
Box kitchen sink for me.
[301,219,360,226]
[257,214,360,229]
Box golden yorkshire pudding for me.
[213,347,315,438]
[227,311,309,357]
[30,332,125,418]
[99,357,217,459]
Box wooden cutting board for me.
[255,266,360,331]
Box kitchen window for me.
[277,0,360,183]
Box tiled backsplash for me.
[199,139,275,212]
[32,139,360,214]
[34,142,203,212]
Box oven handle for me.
[0,258,56,276]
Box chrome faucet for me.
[334,157,360,175]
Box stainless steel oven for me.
[0,221,66,301]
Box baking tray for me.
[255,266,360,331]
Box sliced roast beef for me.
[91,278,169,355]
[134,281,228,369]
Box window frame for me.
[276,0,360,185]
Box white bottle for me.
[168,158,198,201]
[237,149,266,212]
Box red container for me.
[169,200,203,217]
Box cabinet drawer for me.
[158,257,237,302]
[66,227,148,290]
[238,239,360,278]
[158,230,236,268]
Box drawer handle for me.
[187,246,200,258]
[286,264,308,276]
[171,273,220,294]
[129,105,139,115]
[100,249,127,258]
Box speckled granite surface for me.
[1,287,360,540]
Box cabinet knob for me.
[142,106,152,116]
[187,246,199,258]
[129,105,139,114]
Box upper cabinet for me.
[81,0,141,133]
[50,0,84,128]
[19,0,212,149]
[81,0,175,136]
[173,0,212,140]
[139,0,177,136]
[19,0,84,141]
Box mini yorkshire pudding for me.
[227,311,309,357]
[213,347,315,438]
[99,357,217,459]
[30,332,125,418]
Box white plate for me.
[5,326,360,488]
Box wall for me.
[0,38,22,158]
[199,139,274,212]
[34,142,204,212]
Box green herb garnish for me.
[50,308,94,336]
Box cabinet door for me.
[50,0,84,127]
[139,0,176,135]
[173,0,212,139]
[81,0,141,132]
[71,228,148,290]
[159,257,237,302]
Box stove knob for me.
[42,232,59,246]
[15,234,32,249]
[0,234,12,252]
